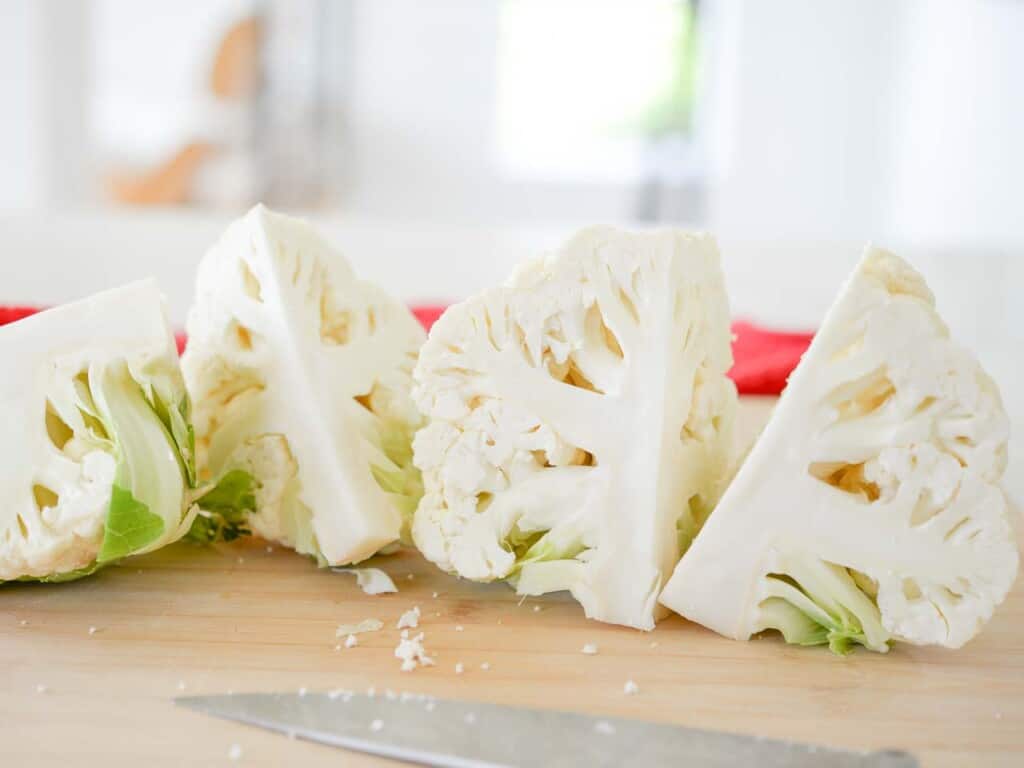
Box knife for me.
[176,691,917,767]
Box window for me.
[496,0,702,184]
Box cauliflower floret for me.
[412,226,737,630]
[182,205,425,565]
[660,247,1017,652]
[1,280,196,582]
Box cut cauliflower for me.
[182,205,425,565]
[660,247,1017,652]
[412,227,737,629]
[1,280,197,582]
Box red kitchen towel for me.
[0,304,811,396]
[729,321,814,396]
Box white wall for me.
[886,0,1024,248]
[705,0,899,242]
[0,0,93,210]
[706,0,1024,250]
[339,0,700,224]
[0,0,41,208]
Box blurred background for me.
[3,0,1022,239]
[0,0,1021,488]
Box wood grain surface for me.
[2,398,1021,767]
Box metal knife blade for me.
[176,691,917,768]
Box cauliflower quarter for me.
[1,280,196,581]
[412,227,737,630]
[183,206,425,565]
[660,248,1018,652]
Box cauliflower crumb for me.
[345,634,358,649]
[367,686,376,697]
[334,644,342,651]
[623,680,639,695]
[336,618,384,637]
[332,567,399,595]
[480,662,491,671]
[370,719,383,732]
[581,643,598,655]
[394,630,435,672]
[432,591,439,599]
[177,680,186,692]
[455,662,464,675]
[20,619,29,626]
[88,626,98,636]
[406,573,415,581]
[532,606,541,613]
[35,684,48,694]
[649,641,659,648]
[594,721,616,735]
[464,712,477,725]
[228,744,243,761]
[396,606,421,630]
[298,687,308,697]
[455,625,464,632]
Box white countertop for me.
[1,209,1020,497]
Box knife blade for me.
[176,691,917,768]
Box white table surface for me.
[1,209,1020,498]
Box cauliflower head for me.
[660,248,1017,652]
[1,280,196,582]
[182,205,425,565]
[412,227,737,629]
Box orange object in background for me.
[107,142,214,206]
[209,16,262,101]
[105,15,262,207]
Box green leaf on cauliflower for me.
[97,485,165,563]
[187,469,257,543]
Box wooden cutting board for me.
[2,398,1021,767]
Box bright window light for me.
[496,0,700,183]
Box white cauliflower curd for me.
[1,280,196,581]
[182,205,425,565]
[412,227,736,629]
[660,248,1017,652]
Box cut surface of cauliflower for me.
[660,247,1017,652]
[1,280,196,581]
[412,226,736,629]
[182,205,425,565]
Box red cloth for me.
[0,304,812,396]
[0,306,40,326]
[728,321,814,396]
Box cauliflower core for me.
[1,280,195,581]
[660,248,1017,652]
[412,227,736,629]
[182,205,425,565]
